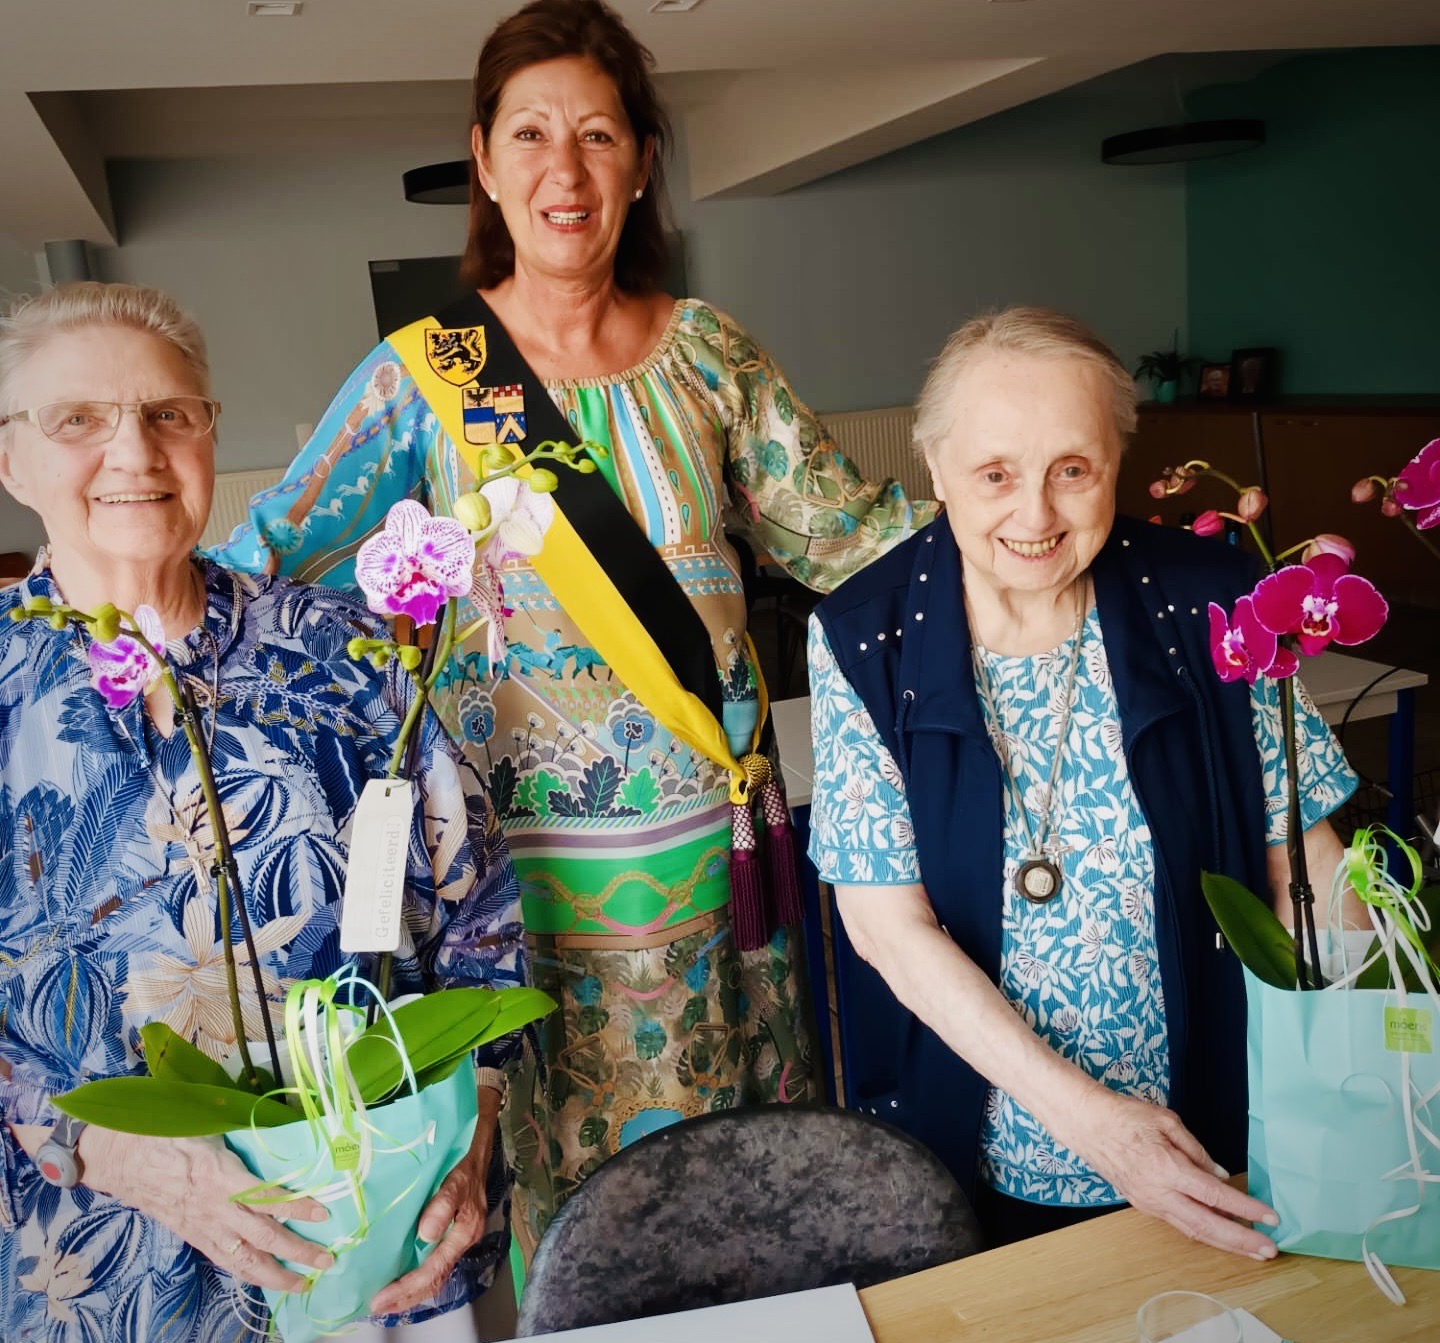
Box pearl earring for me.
[633,188,643,200]
[488,192,499,203]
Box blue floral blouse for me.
[0,560,525,1341]
[807,609,1356,1206]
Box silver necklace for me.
[970,579,1086,905]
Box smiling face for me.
[0,324,214,593]
[474,55,651,287]
[926,351,1122,602]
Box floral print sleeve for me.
[209,342,437,593]
[686,305,936,594]
[806,615,920,884]
[1249,673,1358,843]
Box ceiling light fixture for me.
[247,1,302,14]
[649,0,704,12]
[403,161,469,205]
[1101,118,1265,165]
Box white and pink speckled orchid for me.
[86,604,166,709]
[355,500,477,628]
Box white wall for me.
[673,72,1189,414]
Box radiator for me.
[201,466,287,550]
[817,405,929,502]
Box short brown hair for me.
[913,307,1137,460]
[460,0,671,295]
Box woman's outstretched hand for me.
[78,1127,335,1292]
[1060,1088,1280,1258]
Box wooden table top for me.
[857,1202,1440,1342]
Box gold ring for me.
[227,1236,245,1259]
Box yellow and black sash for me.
[389,293,764,805]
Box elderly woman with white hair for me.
[0,283,524,1341]
[807,307,1362,1254]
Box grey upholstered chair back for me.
[514,1104,980,1336]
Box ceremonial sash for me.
[388,294,764,802]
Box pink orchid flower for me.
[1209,598,1298,684]
[479,475,556,568]
[355,499,476,627]
[1394,437,1440,529]
[88,605,165,709]
[1250,553,1388,656]
[469,560,514,668]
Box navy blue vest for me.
[816,514,1270,1197]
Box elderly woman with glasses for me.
[0,282,526,1342]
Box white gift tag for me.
[340,778,413,953]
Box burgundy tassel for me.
[758,777,805,929]
[730,797,769,951]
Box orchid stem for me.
[1280,671,1325,990]
[1400,514,1440,564]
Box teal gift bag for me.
[227,1058,478,1343]
[1245,962,1440,1292]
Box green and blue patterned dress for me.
[214,298,934,1254]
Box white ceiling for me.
[2,0,1438,247]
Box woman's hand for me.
[1057,1087,1280,1259]
[368,1085,502,1317]
[78,1126,335,1292]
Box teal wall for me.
[1186,47,1440,395]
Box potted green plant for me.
[1133,336,1197,404]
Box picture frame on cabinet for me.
[1198,362,1232,400]
[1229,347,1278,401]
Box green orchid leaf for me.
[1202,871,1297,990]
[141,1022,246,1091]
[412,1052,470,1093]
[347,986,556,1104]
[53,1078,297,1135]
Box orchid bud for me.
[8,608,24,623]
[23,595,53,614]
[1171,474,1196,496]
[452,492,492,533]
[346,637,368,661]
[529,468,559,494]
[479,444,511,473]
[1350,478,1379,504]
[1148,480,1168,499]
[1303,533,1356,567]
[93,611,122,644]
[1381,496,1404,517]
[1235,487,1268,522]
[396,644,424,672]
[48,613,67,631]
[1191,510,1224,537]
[576,459,598,474]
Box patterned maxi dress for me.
[214,298,935,1254]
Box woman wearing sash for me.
[215,0,932,1257]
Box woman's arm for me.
[209,343,433,594]
[7,1121,332,1292]
[704,308,936,594]
[835,881,1280,1258]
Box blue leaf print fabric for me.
[807,610,1356,1206]
[0,560,526,1341]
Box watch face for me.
[36,1142,79,1189]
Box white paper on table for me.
[1158,1306,1288,1343]
[525,1283,876,1342]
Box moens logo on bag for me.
[1384,1006,1433,1054]
[330,1134,362,1171]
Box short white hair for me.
[0,282,210,416]
[913,306,1137,460]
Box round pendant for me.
[1014,858,1063,904]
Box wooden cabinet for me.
[1123,399,1440,607]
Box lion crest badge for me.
[424,326,487,386]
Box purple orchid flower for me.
[355,499,476,627]
[88,605,165,709]
[1209,597,1298,684]
[1250,552,1389,656]
[1394,437,1440,529]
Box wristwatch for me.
[35,1114,88,1189]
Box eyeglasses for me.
[0,396,220,447]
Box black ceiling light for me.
[403,161,470,204]
[1101,118,1265,166]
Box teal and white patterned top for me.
[807,608,1356,1206]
